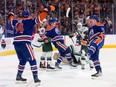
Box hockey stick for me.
[70,37,75,44]
[41,0,48,8]
[32,44,42,48]
[75,29,84,40]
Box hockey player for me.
[39,18,77,69]
[38,24,55,70]
[0,25,6,49]
[39,38,54,69]
[8,5,55,84]
[76,22,93,69]
[69,22,93,69]
[87,15,105,77]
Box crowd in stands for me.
[0,0,114,37]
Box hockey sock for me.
[65,47,72,62]
[17,65,25,75]
[40,57,45,64]
[57,56,63,64]
[66,53,72,62]
[29,59,38,76]
[47,57,52,65]
[93,60,102,71]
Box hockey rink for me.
[0,48,116,87]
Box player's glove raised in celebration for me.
[44,5,55,12]
[1,39,6,49]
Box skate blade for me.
[91,76,102,80]
[34,82,41,87]
[81,68,85,70]
[15,80,27,84]
[90,67,94,70]
[54,68,62,71]
[46,69,56,72]
[39,68,46,71]
[70,66,78,69]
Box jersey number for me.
[16,23,24,34]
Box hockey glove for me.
[44,5,55,12]
[37,38,43,42]
[1,39,6,49]
[41,35,49,43]
[69,34,74,38]
[81,40,87,46]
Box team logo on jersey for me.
[89,29,94,36]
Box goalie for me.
[69,22,94,69]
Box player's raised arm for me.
[37,5,55,23]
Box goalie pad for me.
[53,53,59,60]
[53,53,69,64]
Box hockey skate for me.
[16,73,27,83]
[55,62,62,69]
[33,75,41,86]
[40,62,46,68]
[91,70,102,79]
[47,64,55,69]
[89,65,94,69]
[81,64,85,70]
[89,60,94,69]
[69,61,77,67]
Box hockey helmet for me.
[22,10,31,18]
[77,22,82,28]
[89,15,99,22]
[49,18,56,23]
[38,27,46,36]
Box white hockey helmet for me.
[77,22,82,28]
[38,27,46,36]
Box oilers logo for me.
[89,29,94,38]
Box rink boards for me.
[0,35,116,56]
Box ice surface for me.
[0,49,116,87]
